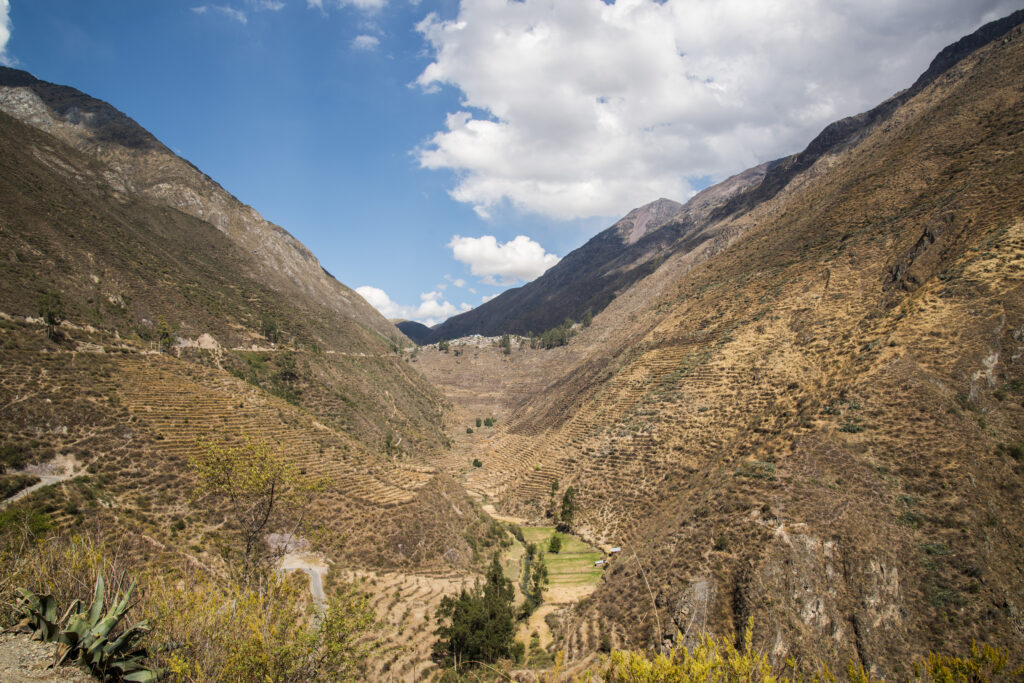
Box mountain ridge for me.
[0,65,403,344]
[423,9,1024,345]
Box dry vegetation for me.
[413,24,1024,678]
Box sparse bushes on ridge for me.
[530,319,578,349]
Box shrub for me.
[37,291,64,341]
[0,474,40,500]
[997,442,1024,461]
[472,459,483,468]
[466,427,474,434]
[548,534,562,554]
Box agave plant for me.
[15,571,160,682]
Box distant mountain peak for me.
[613,198,684,245]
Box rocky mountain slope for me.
[0,67,489,581]
[414,13,1024,676]
[425,9,1024,346]
[0,66,400,343]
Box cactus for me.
[15,571,159,682]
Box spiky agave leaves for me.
[15,571,159,682]
[14,588,79,642]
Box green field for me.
[517,526,604,588]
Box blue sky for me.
[1,1,1017,325]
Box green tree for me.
[499,333,512,355]
[433,553,516,670]
[189,438,324,582]
[438,339,450,352]
[559,486,577,530]
[260,314,280,343]
[582,309,594,327]
[521,548,548,617]
[36,292,64,341]
[157,317,174,353]
[548,534,562,554]
[476,418,482,428]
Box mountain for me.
[0,66,488,584]
[414,12,1024,676]
[0,66,401,344]
[394,319,434,345]
[426,9,1024,346]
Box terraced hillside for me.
[0,60,525,680]
[417,17,1024,677]
[0,320,488,571]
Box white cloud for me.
[357,286,468,327]
[192,5,249,23]
[481,293,498,304]
[443,275,468,288]
[415,0,1019,220]
[449,234,559,286]
[249,0,285,10]
[309,0,386,11]
[0,0,13,67]
[352,34,381,50]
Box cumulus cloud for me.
[0,0,12,67]
[481,293,498,304]
[357,286,469,327]
[352,34,381,50]
[448,234,559,286]
[415,0,1018,220]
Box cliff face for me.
[0,67,401,343]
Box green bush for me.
[547,534,562,554]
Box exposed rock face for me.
[614,198,684,245]
[0,67,400,342]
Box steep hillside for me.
[426,9,1024,345]
[0,66,400,342]
[0,68,489,582]
[422,15,1024,677]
